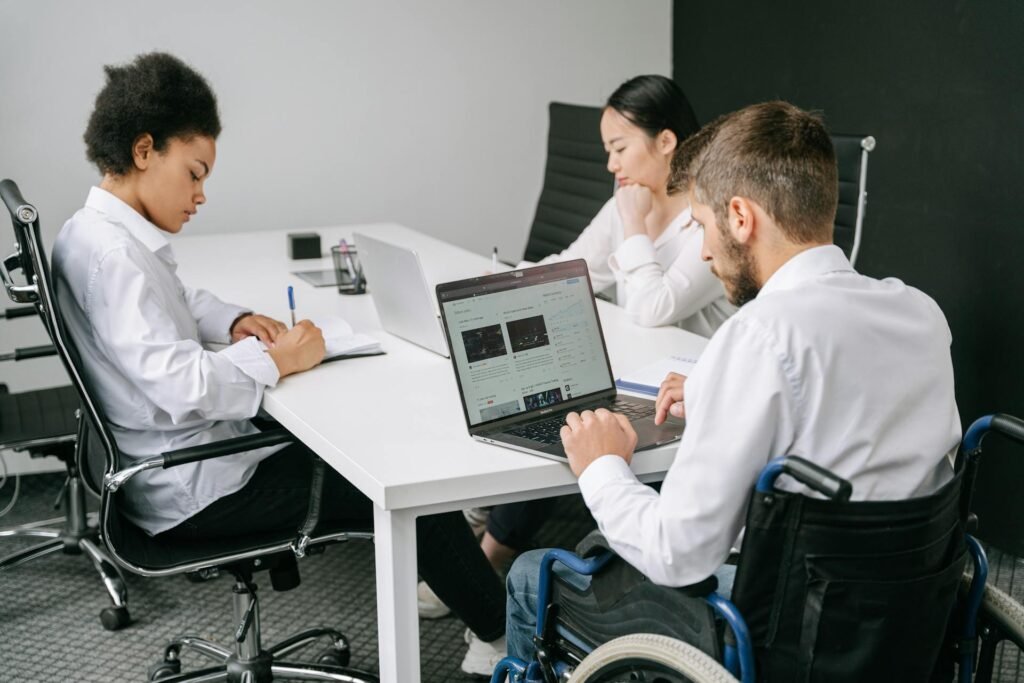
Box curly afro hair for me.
[84,52,221,176]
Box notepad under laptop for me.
[436,259,685,462]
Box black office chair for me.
[831,133,876,268]
[521,102,615,263]
[0,178,378,682]
[0,252,128,631]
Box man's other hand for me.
[654,372,687,425]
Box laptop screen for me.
[437,260,614,428]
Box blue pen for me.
[287,285,296,327]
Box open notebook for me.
[256,315,382,361]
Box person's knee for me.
[507,548,548,604]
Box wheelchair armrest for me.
[2,305,37,319]
[0,344,57,362]
[104,428,294,492]
[575,529,612,558]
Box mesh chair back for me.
[831,134,875,267]
[522,103,613,263]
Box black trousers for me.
[486,498,558,551]
[160,443,506,641]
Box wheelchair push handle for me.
[2,305,36,319]
[757,455,853,501]
[963,413,1024,453]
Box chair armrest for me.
[161,428,293,468]
[103,428,294,492]
[0,344,57,362]
[2,305,36,319]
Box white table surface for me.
[172,223,708,682]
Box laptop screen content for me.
[438,261,614,428]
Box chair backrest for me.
[522,102,614,263]
[0,179,123,498]
[831,134,875,267]
[730,462,966,681]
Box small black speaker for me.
[288,232,321,259]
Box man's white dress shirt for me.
[525,197,735,336]
[578,245,961,586]
[52,187,285,535]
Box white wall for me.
[0,0,671,472]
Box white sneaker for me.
[460,627,507,677]
[417,580,451,619]
[463,507,491,539]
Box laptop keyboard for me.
[505,399,655,445]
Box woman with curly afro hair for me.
[52,52,509,674]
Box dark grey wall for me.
[672,1,1024,551]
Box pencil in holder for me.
[330,244,367,294]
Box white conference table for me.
[173,223,708,682]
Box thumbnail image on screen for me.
[523,387,564,411]
[461,324,508,363]
[506,314,550,354]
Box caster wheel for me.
[100,605,131,631]
[315,640,351,668]
[148,659,182,681]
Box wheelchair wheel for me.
[979,582,1024,648]
[569,633,736,683]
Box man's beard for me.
[714,226,760,307]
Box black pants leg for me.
[486,498,559,551]
[160,443,506,639]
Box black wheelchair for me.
[492,414,1024,682]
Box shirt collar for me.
[85,186,174,260]
[758,244,854,298]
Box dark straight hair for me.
[605,74,699,144]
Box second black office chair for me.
[521,102,614,263]
[1,178,379,681]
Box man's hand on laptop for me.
[562,409,638,477]
[654,372,688,425]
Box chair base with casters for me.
[494,453,1001,683]
[0,386,130,630]
[147,551,377,683]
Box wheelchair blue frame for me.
[494,432,998,683]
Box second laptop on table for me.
[436,259,685,462]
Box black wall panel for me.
[672,0,1024,551]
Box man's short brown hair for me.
[667,115,725,196]
[690,101,837,243]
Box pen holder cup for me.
[330,245,367,295]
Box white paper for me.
[616,354,700,395]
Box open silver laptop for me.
[436,259,685,461]
[352,232,449,357]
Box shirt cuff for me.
[219,336,281,388]
[199,304,250,345]
[611,235,657,273]
[578,454,639,505]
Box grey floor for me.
[0,472,594,682]
[2,472,1023,682]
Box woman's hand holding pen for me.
[616,184,654,239]
[654,372,687,424]
[230,314,288,346]
[268,320,326,377]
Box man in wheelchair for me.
[503,102,965,681]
